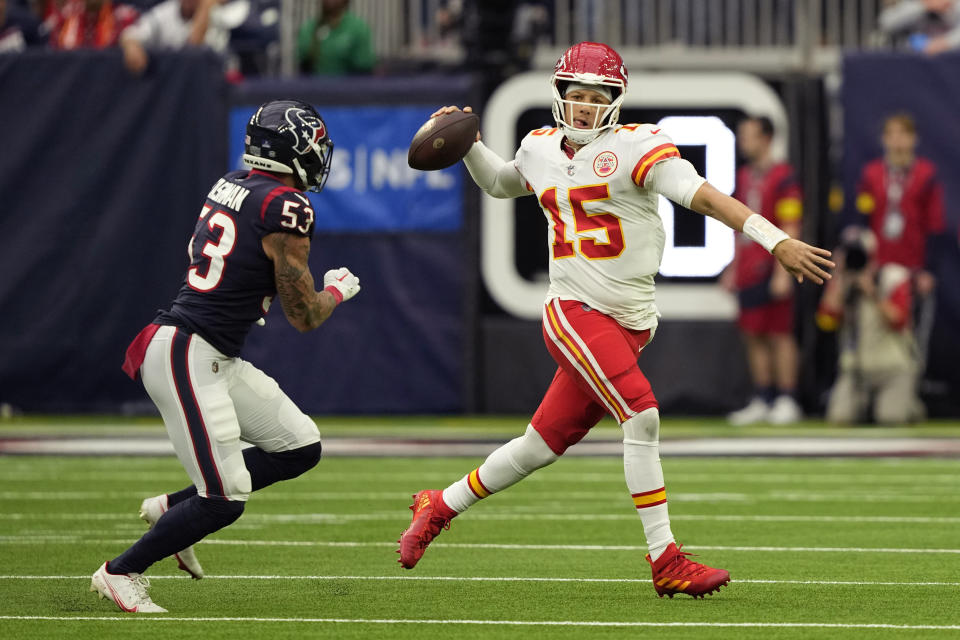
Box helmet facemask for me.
[292,136,334,192]
[550,42,628,145]
[551,81,624,145]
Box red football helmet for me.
[551,42,628,144]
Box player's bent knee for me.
[621,407,660,445]
[287,441,323,473]
[530,420,590,456]
[508,425,560,474]
[198,496,246,528]
[219,467,253,502]
[272,441,323,479]
[609,368,657,416]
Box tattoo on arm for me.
[263,232,337,332]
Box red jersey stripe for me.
[631,143,679,185]
[259,185,300,222]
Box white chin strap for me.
[242,153,310,189]
[291,158,310,189]
[242,154,292,175]
[561,121,604,145]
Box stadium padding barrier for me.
[0,50,475,413]
[0,49,957,416]
[0,50,228,413]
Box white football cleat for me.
[768,395,803,425]
[727,397,770,426]
[139,494,205,579]
[90,562,167,613]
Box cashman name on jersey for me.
[206,178,251,211]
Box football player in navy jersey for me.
[90,100,361,613]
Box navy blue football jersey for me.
[155,169,316,356]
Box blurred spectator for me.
[119,0,240,74]
[722,116,805,426]
[0,0,48,51]
[47,0,138,49]
[226,0,277,76]
[818,229,925,424]
[854,112,946,297]
[510,1,550,70]
[879,0,960,55]
[401,0,465,71]
[434,0,463,49]
[297,0,374,75]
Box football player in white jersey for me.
[398,42,833,598]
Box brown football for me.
[407,111,480,171]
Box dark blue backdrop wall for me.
[0,50,478,414]
[2,50,958,416]
[842,52,960,415]
[0,50,227,413]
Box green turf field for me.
[1,438,959,639]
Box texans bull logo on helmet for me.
[242,100,334,192]
[280,108,327,156]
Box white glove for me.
[323,267,361,304]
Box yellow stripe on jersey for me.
[856,192,876,214]
[816,311,840,332]
[775,197,803,222]
[631,144,681,187]
[467,469,491,498]
[546,303,628,423]
[632,488,667,508]
[828,185,844,213]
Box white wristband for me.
[742,213,790,254]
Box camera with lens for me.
[843,239,869,272]
[839,227,875,273]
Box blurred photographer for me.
[853,111,947,378]
[817,229,925,424]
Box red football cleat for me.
[397,490,456,569]
[646,542,730,598]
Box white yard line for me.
[0,470,957,484]
[173,540,960,554]
[2,511,959,524]
[3,484,960,502]
[1,575,958,587]
[0,536,957,554]
[3,488,959,502]
[0,616,957,630]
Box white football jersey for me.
[514,123,698,331]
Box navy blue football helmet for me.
[243,100,333,192]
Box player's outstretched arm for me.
[689,182,835,285]
[431,105,529,199]
[262,232,360,332]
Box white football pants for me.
[139,325,321,501]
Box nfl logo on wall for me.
[593,151,618,178]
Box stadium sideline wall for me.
[1,50,958,416]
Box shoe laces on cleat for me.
[131,574,152,600]
[415,516,451,547]
[659,545,711,578]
